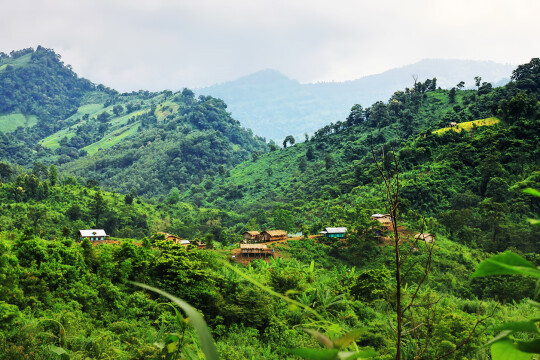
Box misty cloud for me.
[1,0,538,91]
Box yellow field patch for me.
[434,117,500,135]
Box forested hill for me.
[201,59,514,140]
[185,58,540,254]
[0,47,268,196]
[0,47,97,122]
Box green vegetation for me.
[0,51,538,359]
[433,117,500,134]
[0,113,37,132]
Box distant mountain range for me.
[200,59,515,140]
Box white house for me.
[79,229,109,241]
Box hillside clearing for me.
[433,117,500,135]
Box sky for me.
[1,0,539,92]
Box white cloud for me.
[0,0,538,91]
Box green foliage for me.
[473,251,540,359]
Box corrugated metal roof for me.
[79,229,108,237]
[180,240,190,245]
[325,227,347,233]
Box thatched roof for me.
[243,231,260,236]
[240,243,268,249]
[261,230,287,237]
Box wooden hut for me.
[414,233,435,243]
[242,231,260,241]
[259,230,287,242]
[240,243,274,258]
[372,214,393,229]
[155,232,183,243]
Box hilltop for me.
[201,59,514,140]
[0,47,268,197]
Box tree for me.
[112,105,124,117]
[298,156,307,172]
[27,205,48,234]
[324,154,334,169]
[474,76,482,89]
[90,191,107,227]
[449,87,457,103]
[49,164,58,186]
[283,135,295,148]
[511,57,540,91]
[346,104,365,126]
[33,162,48,179]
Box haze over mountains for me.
[201,59,514,140]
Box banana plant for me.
[286,328,376,360]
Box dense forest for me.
[0,50,538,359]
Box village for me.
[78,213,434,263]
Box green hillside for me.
[184,60,540,255]
[0,51,538,359]
[0,48,268,197]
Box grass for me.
[433,117,500,135]
[83,122,140,155]
[0,113,38,132]
[0,53,32,72]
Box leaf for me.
[285,348,339,360]
[485,330,512,347]
[527,218,540,226]
[523,188,540,197]
[340,348,377,359]
[333,328,369,349]
[309,260,315,273]
[495,321,539,334]
[131,282,218,360]
[49,345,67,355]
[166,341,178,354]
[471,251,540,279]
[491,339,533,360]
[515,338,540,353]
[303,328,334,348]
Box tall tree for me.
[283,135,295,148]
[48,165,58,186]
[90,191,107,228]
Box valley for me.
[0,48,538,359]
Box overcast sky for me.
[1,0,538,92]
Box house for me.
[240,243,274,258]
[449,122,457,127]
[79,229,109,241]
[259,230,287,242]
[319,227,347,238]
[414,233,435,243]
[180,240,191,246]
[155,232,183,243]
[372,214,393,228]
[242,231,260,241]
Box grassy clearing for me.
[40,129,76,149]
[0,53,32,72]
[433,117,500,135]
[0,113,38,132]
[83,122,140,155]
